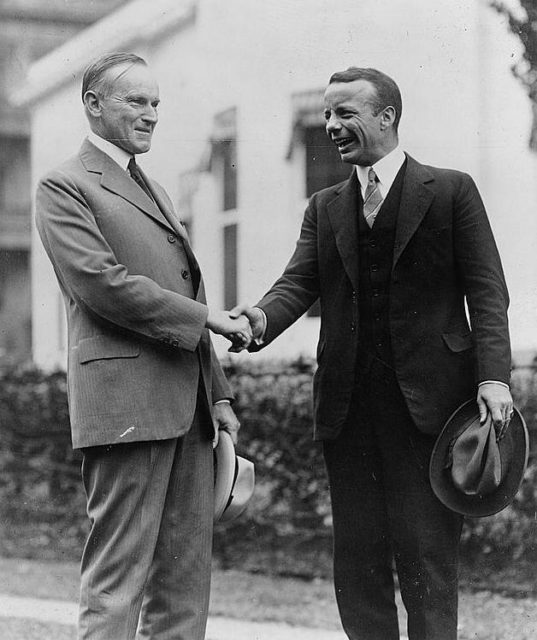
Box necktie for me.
[128,157,200,294]
[128,157,154,201]
[363,167,383,228]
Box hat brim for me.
[430,400,529,517]
[214,431,255,523]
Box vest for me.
[357,162,407,368]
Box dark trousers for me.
[78,404,214,640]
[323,359,463,640]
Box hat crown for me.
[450,414,502,496]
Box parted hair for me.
[81,52,147,102]
[329,67,402,132]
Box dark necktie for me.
[363,167,383,228]
[128,157,201,294]
[128,157,154,201]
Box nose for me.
[142,105,158,124]
[325,114,341,135]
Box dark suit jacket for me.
[36,139,231,449]
[255,155,510,440]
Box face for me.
[89,63,160,155]
[324,79,392,166]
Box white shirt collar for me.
[87,131,132,171]
[355,146,406,199]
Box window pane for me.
[305,126,350,197]
[222,139,237,211]
[223,224,238,309]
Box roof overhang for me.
[12,0,196,108]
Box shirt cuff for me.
[213,399,231,405]
[254,307,267,345]
[478,380,510,389]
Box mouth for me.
[135,128,153,135]
[332,137,355,152]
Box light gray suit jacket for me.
[36,139,231,449]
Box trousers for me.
[323,358,463,640]
[78,404,214,640]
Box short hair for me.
[81,52,147,102]
[328,67,402,132]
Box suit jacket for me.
[36,139,231,449]
[255,155,511,440]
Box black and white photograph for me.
[0,1,536,638]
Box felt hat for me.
[430,400,528,517]
[214,430,255,523]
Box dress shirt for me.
[87,131,132,171]
[355,145,406,200]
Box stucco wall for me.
[28,0,537,369]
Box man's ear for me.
[379,105,396,130]
[83,90,102,118]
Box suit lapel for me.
[393,155,435,268]
[80,139,175,234]
[327,172,360,290]
[140,168,189,241]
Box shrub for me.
[0,359,536,582]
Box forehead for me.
[324,79,377,110]
[102,63,159,97]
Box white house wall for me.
[26,0,537,368]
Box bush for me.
[0,359,536,583]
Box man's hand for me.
[206,308,253,348]
[477,382,514,439]
[227,304,266,353]
[212,402,240,448]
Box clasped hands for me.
[205,304,264,352]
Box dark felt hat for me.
[430,400,528,517]
[214,430,255,523]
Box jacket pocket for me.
[442,331,473,353]
[76,335,141,364]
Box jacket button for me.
[171,339,179,347]
[167,234,176,243]
[181,269,190,279]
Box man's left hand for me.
[212,402,240,448]
[476,382,513,439]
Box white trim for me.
[12,0,196,107]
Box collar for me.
[355,146,406,199]
[87,131,133,171]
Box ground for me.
[0,557,536,639]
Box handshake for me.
[206,304,265,353]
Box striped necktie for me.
[363,167,383,228]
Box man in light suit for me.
[35,52,251,640]
[232,68,513,639]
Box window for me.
[304,126,350,197]
[223,224,238,309]
[288,89,351,199]
[210,108,237,211]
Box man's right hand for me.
[206,309,253,347]
[227,304,266,352]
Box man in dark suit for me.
[232,68,513,639]
[35,52,251,640]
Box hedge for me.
[0,359,536,581]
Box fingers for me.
[229,303,251,319]
[476,395,488,425]
[476,383,513,439]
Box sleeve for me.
[35,170,208,352]
[453,173,511,384]
[255,196,321,346]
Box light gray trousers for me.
[78,408,214,640]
